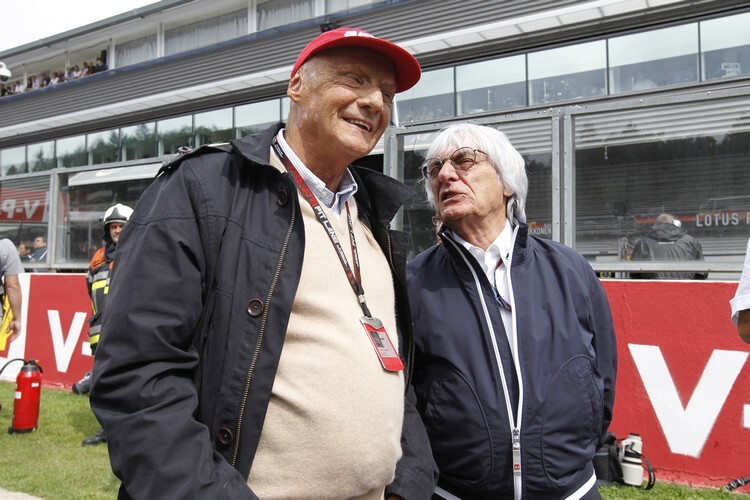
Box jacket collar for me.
[231,122,415,228]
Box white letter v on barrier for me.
[48,310,88,373]
[629,344,747,457]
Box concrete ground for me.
[0,487,42,499]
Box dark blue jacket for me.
[407,224,617,499]
[91,123,437,499]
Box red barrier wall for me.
[1,275,747,487]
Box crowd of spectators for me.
[0,57,107,97]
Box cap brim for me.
[293,34,421,93]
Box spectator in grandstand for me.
[0,83,7,97]
[40,72,51,87]
[90,27,436,499]
[13,80,24,93]
[92,57,107,73]
[81,62,91,78]
[731,237,750,343]
[407,122,617,499]
[28,235,47,263]
[76,203,133,447]
[64,66,74,81]
[0,238,24,345]
[630,213,707,279]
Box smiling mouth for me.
[345,118,372,132]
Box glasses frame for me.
[420,147,487,181]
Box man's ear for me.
[288,71,303,102]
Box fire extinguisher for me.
[0,358,43,434]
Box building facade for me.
[0,0,748,275]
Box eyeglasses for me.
[421,147,486,181]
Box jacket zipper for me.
[230,177,297,467]
[384,231,414,387]
[444,232,524,499]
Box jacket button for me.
[247,298,264,317]
[217,427,233,446]
[278,188,289,206]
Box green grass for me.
[0,380,119,499]
[0,381,747,499]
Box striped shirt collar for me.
[276,129,358,216]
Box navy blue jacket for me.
[407,224,617,499]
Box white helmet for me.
[102,203,134,227]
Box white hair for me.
[422,122,528,223]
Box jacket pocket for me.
[418,364,499,490]
[540,355,603,484]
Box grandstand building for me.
[0,0,748,275]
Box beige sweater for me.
[247,156,404,499]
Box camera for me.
[0,62,11,83]
[618,433,644,486]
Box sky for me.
[0,0,158,53]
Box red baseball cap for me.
[291,27,421,93]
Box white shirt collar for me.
[275,129,358,215]
[452,220,514,280]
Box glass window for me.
[115,34,157,68]
[573,97,750,276]
[396,68,455,125]
[0,175,50,267]
[281,97,291,122]
[121,123,157,161]
[609,24,699,94]
[27,141,55,172]
[529,41,607,105]
[57,170,153,266]
[257,0,314,31]
[457,55,526,115]
[87,129,120,165]
[158,115,193,155]
[165,10,248,57]
[235,100,280,137]
[396,120,553,259]
[0,146,27,176]
[194,108,233,146]
[701,12,750,81]
[326,0,374,12]
[56,135,88,168]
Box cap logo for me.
[343,30,376,39]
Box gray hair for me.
[422,122,528,223]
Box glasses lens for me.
[422,159,443,179]
[450,148,477,170]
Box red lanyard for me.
[272,138,373,318]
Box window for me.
[158,115,193,155]
[257,0,314,31]
[27,141,55,172]
[529,41,607,105]
[0,175,50,266]
[115,34,157,68]
[57,169,154,265]
[0,146,27,176]
[235,100,280,137]
[194,109,233,146]
[121,123,157,161]
[609,24,699,94]
[701,12,750,81]
[326,0,374,13]
[396,68,455,125]
[457,55,526,115]
[56,135,88,168]
[87,129,120,165]
[573,97,750,270]
[165,10,248,57]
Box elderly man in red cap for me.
[90,27,436,500]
